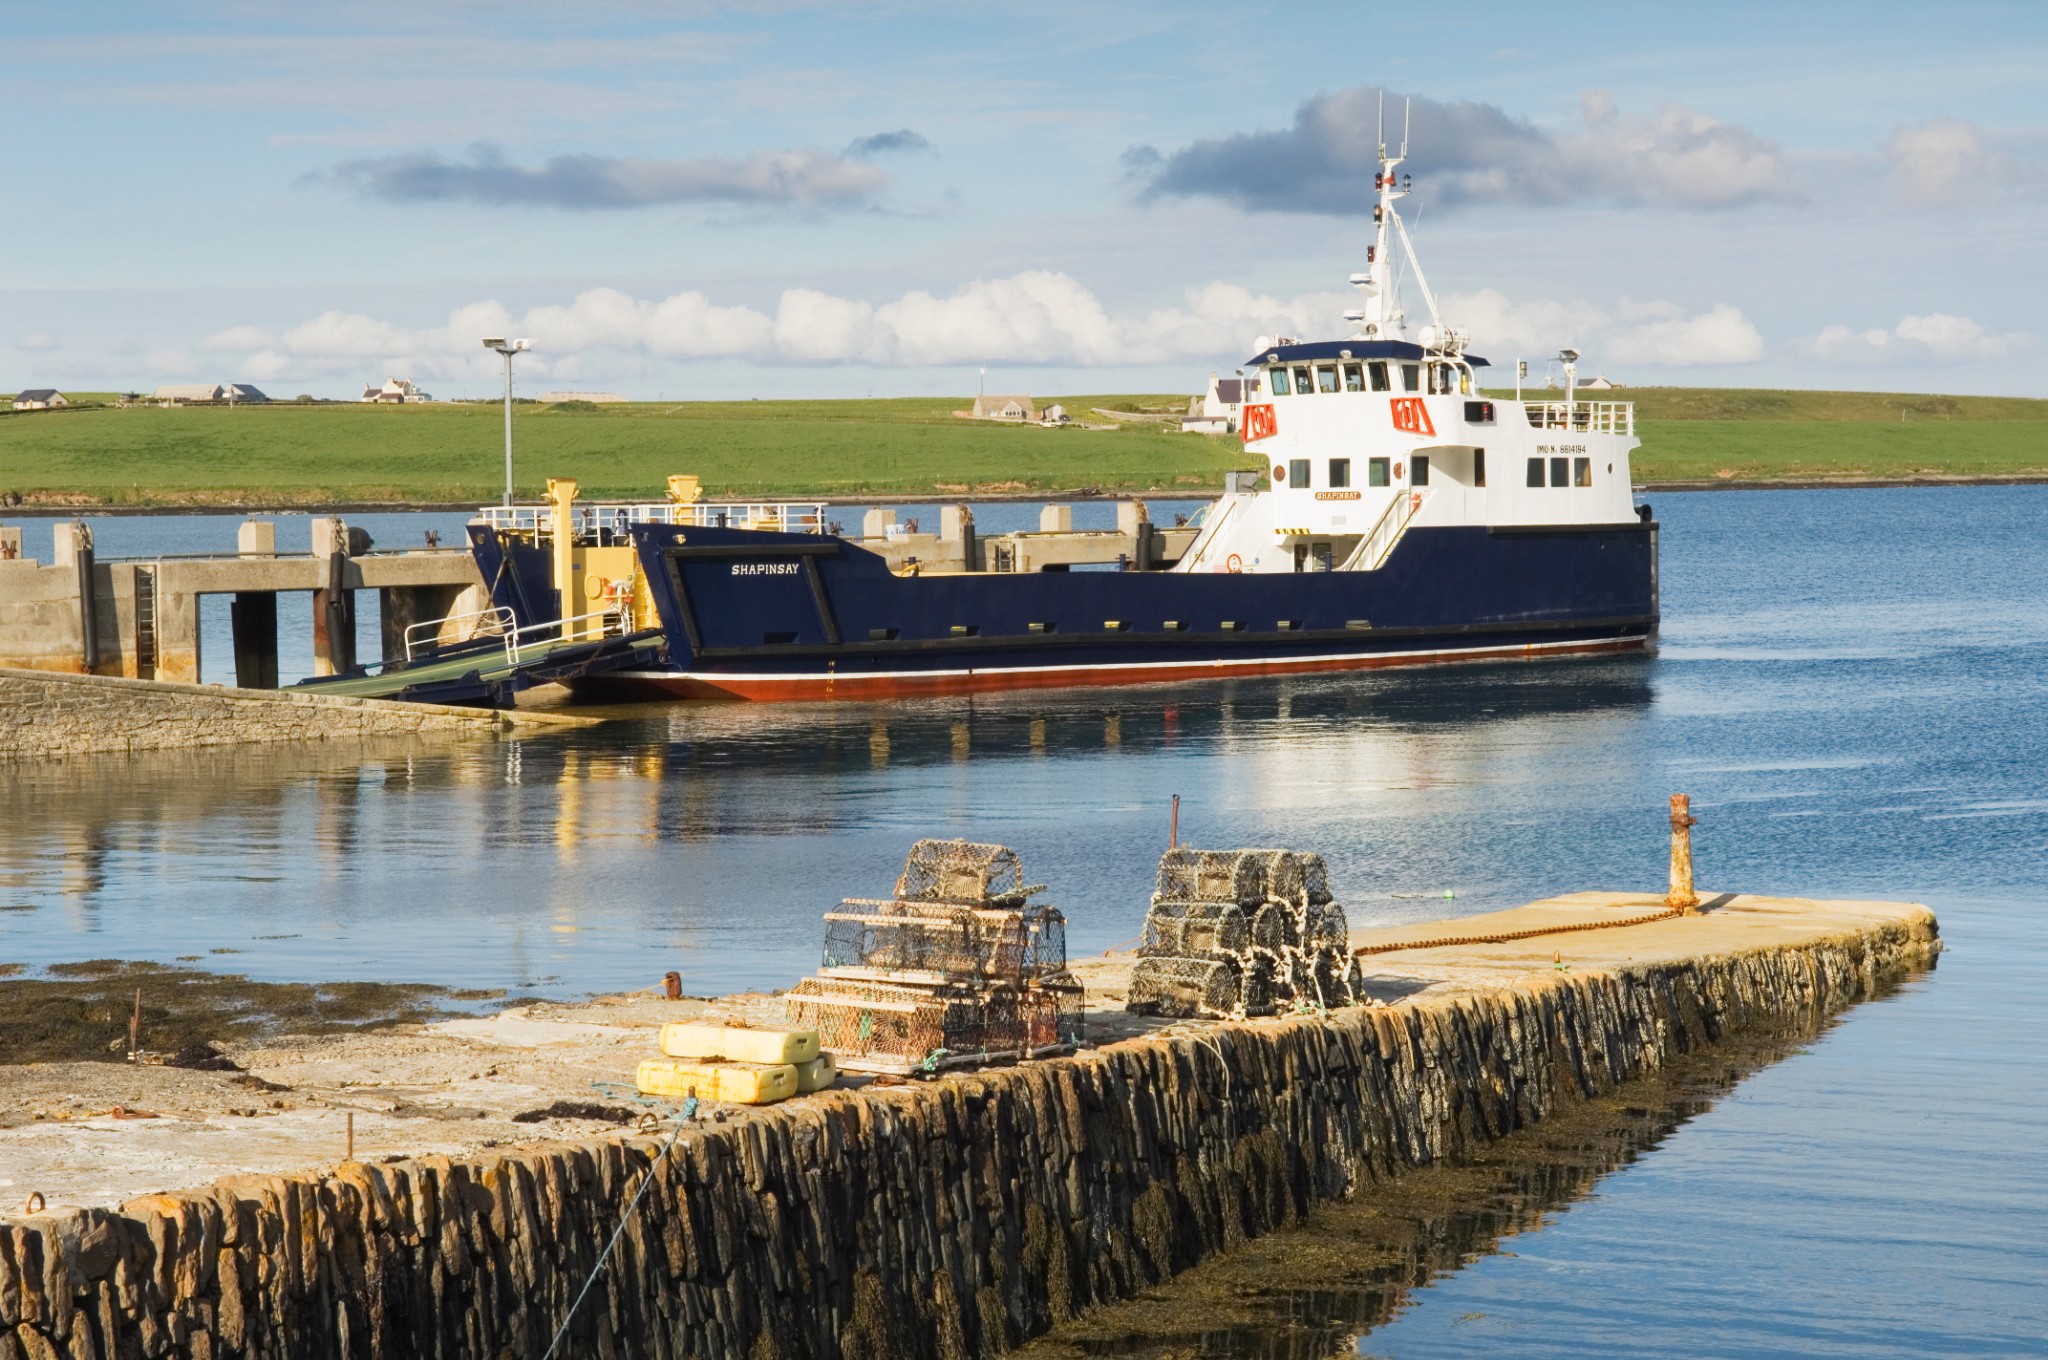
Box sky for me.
[3,1,2043,401]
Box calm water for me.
[3,486,2045,1354]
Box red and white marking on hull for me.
[596,634,1649,702]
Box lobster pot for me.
[1032,972,1086,1049]
[786,975,952,1072]
[1248,901,1297,953]
[1140,901,1250,958]
[1237,952,1278,1017]
[1308,949,1354,1008]
[1127,956,1242,1019]
[896,839,1039,906]
[1298,853,1333,905]
[784,975,1073,1075]
[1153,848,1266,907]
[820,899,1067,984]
[1300,900,1349,953]
[1250,850,1308,908]
[1018,906,1069,980]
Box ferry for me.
[465,131,1657,702]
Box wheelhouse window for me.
[1342,363,1364,392]
[1549,456,1569,487]
[1368,361,1391,391]
[1526,456,1545,488]
[1316,365,1340,393]
[1401,364,1421,392]
[1329,457,1351,488]
[1412,455,1431,486]
[1292,366,1313,394]
[1474,448,1487,487]
[1368,457,1390,487]
[1288,458,1310,488]
[1269,367,1291,396]
[1573,456,1593,487]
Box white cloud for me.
[15,332,59,352]
[1606,303,1763,366]
[200,325,277,353]
[1886,118,2001,198]
[191,277,1771,384]
[1441,290,1760,368]
[1567,93,1793,210]
[1812,313,2027,365]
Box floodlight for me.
[482,337,507,349]
[1558,348,1580,365]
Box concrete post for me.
[53,521,87,568]
[862,507,894,539]
[237,520,275,557]
[1039,504,1071,533]
[1117,499,1149,536]
[310,517,354,677]
[1667,793,1700,912]
[941,504,975,571]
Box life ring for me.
[1393,461,1404,480]
[586,574,612,601]
[1225,553,1244,574]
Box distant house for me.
[963,393,1038,422]
[13,388,67,410]
[1581,375,1622,391]
[152,383,224,404]
[537,390,627,404]
[1040,403,1069,426]
[361,377,431,404]
[223,383,270,404]
[1181,372,1251,434]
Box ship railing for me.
[1170,495,1240,573]
[1341,487,1430,572]
[477,501,830,539]
[1523,401,1633,435]
[506,606,632,661]
[403,605,513,662]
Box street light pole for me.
[481,337,533,505]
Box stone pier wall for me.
[0,667,571,758]
[0,913,1938,1359]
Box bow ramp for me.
[292,607,663,708]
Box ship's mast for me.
[1348,95,1454,352]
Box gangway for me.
[290,606,664,708]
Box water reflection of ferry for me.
[468,126,1656,703]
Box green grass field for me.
[0,386,2042,507]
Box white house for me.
[1581,375,1622,391]
[1040,404,1069,426]
[153,384,224,404]
[223,383,270,404]
[12,388,67,410]
[361,377,431,404]
[1180,372,1252,434]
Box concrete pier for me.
[0,891,1937,1357]
[0,519,483,684]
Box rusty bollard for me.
[663,971,684,1001]
[1667,793,1700,912]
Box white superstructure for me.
[1177,109,1642,576]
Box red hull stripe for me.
[598,634,1649,702]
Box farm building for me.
[152,384,224,404]
[962,394,1038,422]
[224,383,270,403]
[1181,372,1251,434]
[361,377,431,403]
[12,389,67,410]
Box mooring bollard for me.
[1667,793,1700,912]
[663,971,683,1001]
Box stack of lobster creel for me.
[1126,847,1362,1019]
